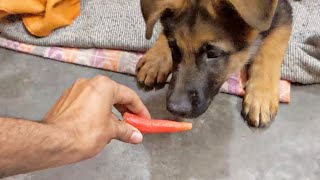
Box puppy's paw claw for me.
[242,85,279,128]
[136,53,172,87]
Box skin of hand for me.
[0,75,151,177]
[43,75,151,157]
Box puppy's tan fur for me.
[136,0,293,127]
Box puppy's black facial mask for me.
[140,0,286,118]
[166,38,231,118]
[162,3,252,118]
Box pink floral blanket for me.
[0,37,290,103]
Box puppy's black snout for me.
[167,93,192,116]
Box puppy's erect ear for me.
[228,0,278,31]
[140,0,185,39]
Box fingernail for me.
[130,131,143,144]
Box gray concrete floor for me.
[0,47,319,180]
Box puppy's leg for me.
[242,25,291,127]
[136,33,172,86]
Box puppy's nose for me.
[167,94,192,116]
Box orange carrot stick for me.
[123,112,192,134]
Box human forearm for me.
[0,118,80,178]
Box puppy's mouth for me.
[166,108,203,119]
[173,113,203,119]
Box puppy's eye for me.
[207,50,221,59]
[204,44,226,59]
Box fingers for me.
[113,83,151,119]
[58,78,88,113]
[112,120,143,144]
[114,104,128,116]
[44,78,87,120]
[110,113,119,121]
[47,75,150,120]
[89,75,151,119]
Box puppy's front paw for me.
[242,81,279,127]
[136,50,172,86]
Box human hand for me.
[43,75,150,159]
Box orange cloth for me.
[0,0,80,37]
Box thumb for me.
[112,120,143,144]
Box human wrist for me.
[42,123,88,165]
[44,120,106,163]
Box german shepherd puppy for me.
[136,0,293,127]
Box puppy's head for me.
[141,0,278,118]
